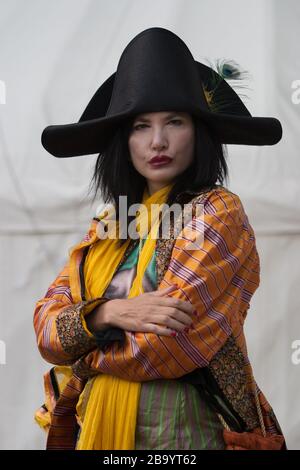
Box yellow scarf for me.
[76,183,173,450]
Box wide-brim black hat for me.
[42,27,282,158]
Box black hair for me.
[87,114,229,247]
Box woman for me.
[34,27,286,450]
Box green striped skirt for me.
[135,379,225,450]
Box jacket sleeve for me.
[33,251,112,366]
[72,189,260,381]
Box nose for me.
[150,126,168,151]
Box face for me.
[128,111,195,196]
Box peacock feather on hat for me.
[201,59,252,115]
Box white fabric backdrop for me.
[0,0,299,449]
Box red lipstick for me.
[149,155,172,166]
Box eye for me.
[133,123,147,131]
[169,119,182,125]
[132,119,182,131]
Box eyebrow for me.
[134,113,182,123]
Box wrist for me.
[103,298,123,328]
[98,300,110,328]
[85,300,111,333]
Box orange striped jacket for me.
[33,185,285,449]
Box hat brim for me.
[42,109,282,158]
[41,61,282,158]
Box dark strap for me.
[178,368,247,432]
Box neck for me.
[147,180,174,196]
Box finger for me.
[173,310,194,328]
[151,284,178,296]
[163,314,192,331]
[138,323,181,337]
[150,287,194,316]
[162,296,195,316]
[150,310,193,330]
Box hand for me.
[104,285,195,336]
